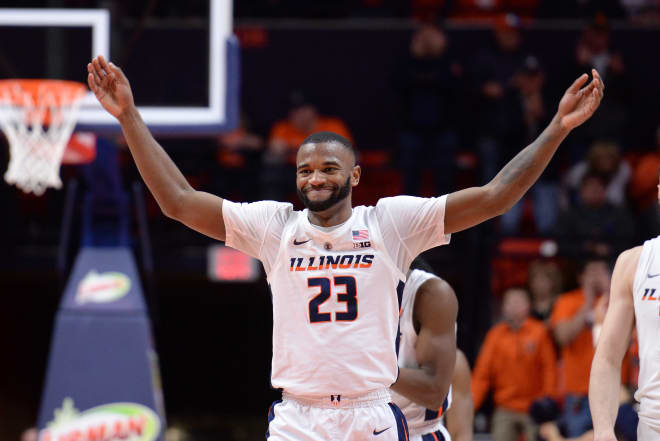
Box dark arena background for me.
[0,1,658,440]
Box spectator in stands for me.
[499,56,562,235]
[550,257,611,437]
[563,140,631,207]
[630,126,660,213]
[470,14,529,183]
[559,18,629,158]
[450,0,540,19]
[214,114,264,202]
[262,91,353,200]
[537,0,625,18]
[472,287,557,441]
[395,23,461,196]
[554,171,635,258]
[527,260,563,323]
[621,0,660,23]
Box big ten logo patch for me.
[353,241,371,249]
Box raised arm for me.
[444,70,604,234]
[589,246,639,441]
[391,278,458,409]
[88,55,227,241]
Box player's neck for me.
[307,199,353,228]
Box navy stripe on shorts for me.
[265,399,282,439]
[388,402,410,441]
[421,429,447,441]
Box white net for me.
[0,80,86,195]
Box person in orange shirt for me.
[263,91,353,200]
[268,91,353,165]
[550,257,611,438]
[472,287,557,441]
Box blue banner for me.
[37,247,165,441]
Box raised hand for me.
[557,69,604,131]
[87,55,134,119]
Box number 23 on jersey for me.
[307,276,358,323]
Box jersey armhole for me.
[370,206,407,282]
[633,242,653,295]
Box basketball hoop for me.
[0,79,87,195]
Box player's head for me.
[296,132,360,212]
[408,256,436,275]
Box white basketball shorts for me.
[638,419,660,441]
[265,389,409,441]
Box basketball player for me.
[589,173,660,441]
[391,258,473,441]
[87,54,603,441]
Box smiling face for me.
[295,141,360,213]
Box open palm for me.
[557,69,605,131]
[87,55,134,119]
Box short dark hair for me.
[409,256,436,274]
[300,131,356,161]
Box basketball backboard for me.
[0,0,239,135]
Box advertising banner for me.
[37,248,165,441]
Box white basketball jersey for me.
[222,196,450,397]
[391,269,453,437]
[633,236,660,431]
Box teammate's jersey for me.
[633,236,660,430]
[223,196,450,397]
[391,269,453,437]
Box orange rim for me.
[0,79,87,105]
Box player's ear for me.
[351,165,361,187]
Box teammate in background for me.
[383,256,474,441]
[390,258,459,441]
[87,54,603,441]
[589,170,660,441]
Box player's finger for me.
[89,61,103,86]
[568,73,588,94]
[87,72,98,94]
[98,55,113,77]
[108,62,124,81]
[92,57,106,81]
[592,69,605,91]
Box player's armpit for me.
[169,190,226,241]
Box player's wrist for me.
[117,105,140,124]
[551,113,572,135]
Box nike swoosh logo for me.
[648,273,660,278]
[373,427,391,436]
[293,239,311,245]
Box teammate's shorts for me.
[638,419,660,441]
[265,388,409,441]
[410,425,451,441]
